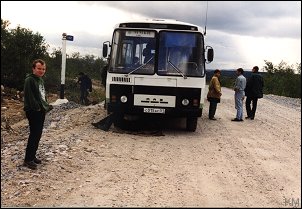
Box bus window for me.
[158,31,204,77]
[110,29,156,74]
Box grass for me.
[51,78,106,104]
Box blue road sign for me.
[66,35,74,41]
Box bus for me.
[102,19,214,131]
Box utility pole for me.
[60,33,74,99]
[60,33,67,99]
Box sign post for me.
[60,33,74,99]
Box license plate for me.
[143,108,165,114]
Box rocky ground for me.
[1,87,301,207]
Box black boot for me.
[92,114,114,131]
[99,114,115,131]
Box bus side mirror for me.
[103,43,108,58]
[206,46,214,63]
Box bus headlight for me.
[120,95,128,103]
[182,99,189,106]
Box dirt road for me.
[1,87,301,207]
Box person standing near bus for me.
[23,59,53,169]
[207,69,222,120]
[78,72,92,105]
[232,68,246,122]
[244,66,264,120]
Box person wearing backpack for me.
[78,72,92,105]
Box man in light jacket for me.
[232,68,246,122]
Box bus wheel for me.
[186,117,198,132]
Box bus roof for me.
[114,19,202,32]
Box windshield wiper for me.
[126,56,154,76]
[167,55,187,79]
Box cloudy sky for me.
[1,1,301,71]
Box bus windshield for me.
[109,29,205,77]
[109,29,156,75]
[158,31,205,77]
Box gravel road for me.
[1,87,301,207]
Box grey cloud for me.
[207,1,301,38]
[44,31,111,57]
[67,31,109,48]
[80,1,301,39]
[46,1,300,68]
[205,30,249,69]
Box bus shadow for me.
[113,116,187,136]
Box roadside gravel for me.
[1,87,301,207]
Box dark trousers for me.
[101,113,117,131]
[94,103,123,131]
[246,97,258,118]
[25,111,45,161]
[209,101,218,119]
[80,89,89,105]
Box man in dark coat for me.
[78,72,92,105]
[244,66,264,120]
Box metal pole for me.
[60,33,67,99]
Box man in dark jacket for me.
[244,66,264,120]
[23,59,53,169]
[78,72,92,105]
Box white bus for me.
[102,19,214,131]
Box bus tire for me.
[186,117,198,132]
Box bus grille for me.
[112,77,131,83]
